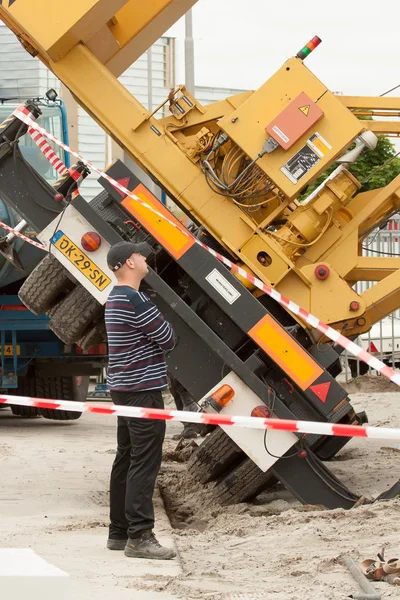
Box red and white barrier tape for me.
[11,107,400,387]
[0,221,46,250]
[1,395,399,440]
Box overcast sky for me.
[166,0,400,97]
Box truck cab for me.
[0,98,105,419]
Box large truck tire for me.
[18,254,71,315]
[36,375,89,421]
[212,457,276,505]
[48,286,103,345]
[10,405,39,418]
[9,374,39,418]
[187,428,244,484]
[77,321,107,351]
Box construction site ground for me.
[1,379,399,599]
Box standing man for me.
[105,241,176,560]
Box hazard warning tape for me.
[0,221,46,250]
[11,106,400,387]
[1,395,399,440]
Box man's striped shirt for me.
[105,285,175,391]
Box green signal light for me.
[300,46,311,57]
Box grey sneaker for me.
[124,531,176,560]
[107,538,127,550]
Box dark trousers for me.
[169,376,198,427]
[109,389,165,539]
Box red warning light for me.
[296,36,322,60]
[308,36,322,51]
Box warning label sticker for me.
[307,132,332,158]
[280,132,332,184]
[272,125,290,144]
[299,105,310,117]
[205,269,241,305]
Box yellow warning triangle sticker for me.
[299,105,310,116]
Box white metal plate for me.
[38,205,116,305]
[199,372,298,472]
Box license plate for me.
[51,230,111,291]
[0,345,20,356]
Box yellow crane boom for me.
[1,0,400,340]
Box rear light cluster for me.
[369,341,379,353]
[207,386,271,421]
[81,232,101,252]
[251,405,270,419]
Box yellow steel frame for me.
[1,0,400,340]
[338,96,400,136]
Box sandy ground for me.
[1,385,399,599]
[0,409,180,600]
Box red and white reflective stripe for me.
[68,168,83,182]
[14,105,66,176]
[27,125,82,182]
[1,395,399,440]
[11,108,400,386]
[28,127,68,176]
[29,130,83,184]
[0,221,46,250]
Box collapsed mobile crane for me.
[1,0,400,507]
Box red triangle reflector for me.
[369,341,378,353]
[114,177,131,198]
[310,382,331,403]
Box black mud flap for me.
[271,446,359,509]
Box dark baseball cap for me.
[107,241,150,272]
